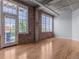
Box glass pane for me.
[22,19,26,32]
[42,15,46,32]
[50,17,53,32]
[10,19,15,42]
[5,17,16,43]
[46,16,50,32]
[41,14,53,32]
[19,7,28,33]
[19,19,23,32]
[3,0,17,15]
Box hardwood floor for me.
[0,38,79,59]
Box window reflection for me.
[18,53,27,59]
[41,42,53,59]
[4,48,16,59]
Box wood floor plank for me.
[0,38,79,59]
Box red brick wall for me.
[40,32,54,40]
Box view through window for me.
[19,7,28,33]
[42,14,53,32]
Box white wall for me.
[72,8,79,40]
[54,7,72,39]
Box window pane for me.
[46,16,50,32]
[3,0,17,15]
[42,15,46,32]
[5,17,16,43]
[19,7,28,33]
[41,14,53,32]
[50,17,53,32]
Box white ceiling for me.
[17,0,79,15]
[40,0,79,13]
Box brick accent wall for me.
[40,32,54,40]
[18,8,54,44]
[17,3,54,44]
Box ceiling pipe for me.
[30,0,59,16]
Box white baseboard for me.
[55,36,72,39]
[55,36,79,41]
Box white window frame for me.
[18,4,28,33]
[2,0,29,34]
[41,13,53,32]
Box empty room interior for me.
[0,0,79,59]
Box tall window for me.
[42,14,53,32]
[1,0,28,33]
[19,7,28,33]
[0,0,29,44]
